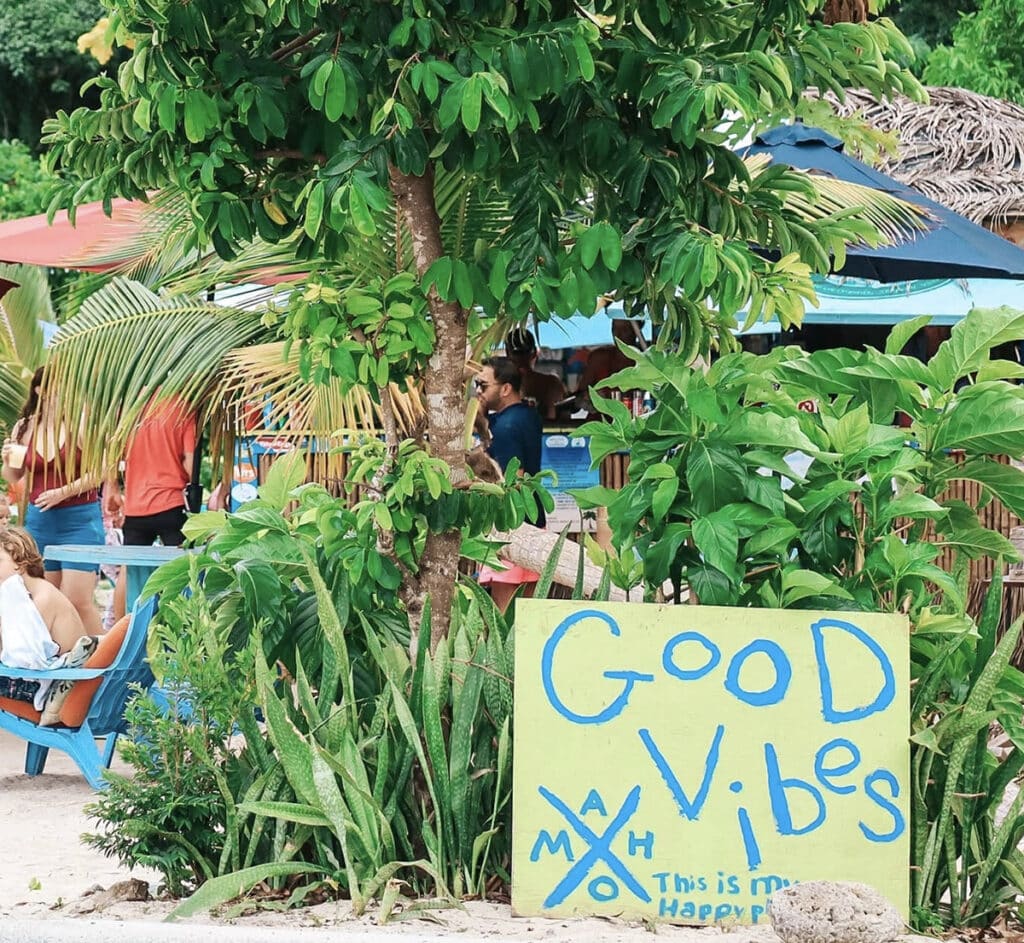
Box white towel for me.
[0,574,59,709]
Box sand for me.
[0,729,936,943]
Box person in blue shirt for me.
[475,356,544,610]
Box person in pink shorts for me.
[474,356,545,612]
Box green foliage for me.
[0,141,53,220]
[911,579,1024,926]
[40,0,931,652]
[43,0,924,361]
[282,272,434,390]
[97,466,524,910]
[0,0,106,148]
[923,0,1024,104]
[580,306,1024,615]
[890,0,976,53]
[577,305,1024,927]
[82,581,251,895]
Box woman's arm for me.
[1,420,28,484]
[33,473,103,510]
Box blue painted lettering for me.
[811,618,896,724]
[639,724,724,820]
[737,806,762,871]
[530,829,574,863]
[814,738,861,795]
[662,631,721,680]
[628,831,655,859]
[723,639,792,707]
[764,744,826,836]
[538,785,650,908]
[589,877,619,901]
[541,610,654,725]
[579,789,607,816]
[859,769,905,843]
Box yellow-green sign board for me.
[512,600,909,925]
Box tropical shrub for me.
[87,449,550,910]
[910,574,1024,928]
[575,306,1024,927]
[83,574,259,895]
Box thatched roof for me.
[831,87,1024,226]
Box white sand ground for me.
[0,729,934,943]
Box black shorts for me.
[123,505,187,547]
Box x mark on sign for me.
[538,785,651,908]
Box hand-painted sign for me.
[512,600,909,925]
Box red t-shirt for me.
[124,398,197,517]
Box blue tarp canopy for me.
[743,125,1024,282]
[534,274,1024,347]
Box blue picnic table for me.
[43,544,187,611]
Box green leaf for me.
[685,441,747,516]
[909,727,944,755]
[461,76,482,133]
[304,182,324,239]
[879,492,948,524]
[687,564,735,605]
[166,863,328,920]
[719,411,819,453]
[781,568,852,606]
[258,450,306,508]
[744,522,799,556]
[842,354,935,388]
[651,476,679,521]
[181,510,227,543]
[885,314,933,355]
[929,307,1024,391]
[423,257,453,299]
[237,800,332,827]
[932,387,1024,455]
[349,184,376,237]
[578,224,602,269]
[692,513,739,575]
[949,458,1024,518]
[599,224,623,270]
[325,63,348,122]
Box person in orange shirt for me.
[104,396,197,618]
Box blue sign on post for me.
[542,434,600,532]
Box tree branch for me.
[271,29,323,62]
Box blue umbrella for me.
[744,124,1024,282]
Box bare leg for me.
[113,566,127,622]
[57,568,103,636]
[44,571,61,588]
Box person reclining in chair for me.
[0,527,97,723]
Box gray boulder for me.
[768,881,904,943]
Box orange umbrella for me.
[0,198,301,286]
[0,198,146,271]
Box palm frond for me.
[741,153,928,244]
[0,263,50,367]
[0,359,30,436]
[45,278,269,472]
[215,342,426,438]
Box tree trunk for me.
[497,524,686,603]
[389,164,467,650]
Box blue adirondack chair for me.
[0,595,158,789]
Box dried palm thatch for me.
[828,86,1024,227]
